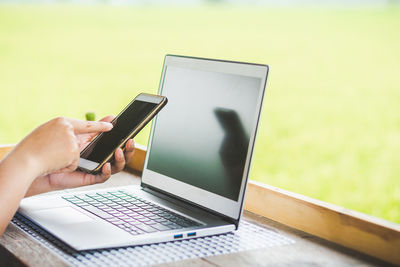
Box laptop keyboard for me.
[62,190,200,236]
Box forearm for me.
[0,149,39,235]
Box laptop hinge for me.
[141,183,239,229]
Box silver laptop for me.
[18,55,269,250]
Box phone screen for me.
[81,100,157,163]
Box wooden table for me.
[0,171,389,267]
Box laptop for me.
[18,55,269,250]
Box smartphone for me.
[78,93,167,174]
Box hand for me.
[13,117,113,178]
[0,116,115,235]
[25,116,135,197]
[73,116,135,174]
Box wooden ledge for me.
[245,181,400,265]
[0,145,13,161]
[1,144,399,265]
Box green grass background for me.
[0,5,399,223]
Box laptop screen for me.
[147,66,261,201]
[142,55,268,220]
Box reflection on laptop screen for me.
[147,65,262,201]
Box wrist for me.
[6,146,43,183]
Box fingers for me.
[49,163,112,190]
[94,163,112,184]
[68,118,113,134]
[123,139,135,165]
[110,139,134,174]
[86,115,116,140]
[80,163,112,186]
[85,115,115,140]
[99,115,115,123]
[111,148,126,174]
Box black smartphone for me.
[78,93,167,174]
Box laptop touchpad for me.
[31,207,94,225]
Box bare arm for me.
[0,147,41,234]
[0,117,113,235]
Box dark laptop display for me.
[147,66,262,201]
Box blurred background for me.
[0,0,399,223]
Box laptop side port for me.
[174,234,183,239]
[187,232,196,237]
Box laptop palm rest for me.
[21,205,134,250]
[31,207,94,224]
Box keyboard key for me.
[87,200,100,205]
[111,220,125,225]
[138,211,152,217]
[147,208,159,212]
[85,193,99,197]
[152,223,172,231]
[68,200,85,204]
[168,223,182,229]
[135,224,157,233]
[110,204,124,209]
[62,196,77,200]
[152,210,164,215]
[95,205,108,209]
[97,193,113,197]
[81,206,114,219]
[111,193,126,197]
[129,207,143,212]
[117,208,130,212]
[132,215,145,220]
[106,210,119,214]
[75,203,90,207]
[118,195,133,200]
[106,218,120,223]
[76,196,92,201]
[122,218,135,222]
[102,207,115,212]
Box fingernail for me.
[106,163,111,172]
[103,122,113,128]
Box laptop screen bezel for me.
[141,55,268,221]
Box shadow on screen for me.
[214,108,249,199]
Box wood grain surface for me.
[0,144,13,161]
[244,181,400,265]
